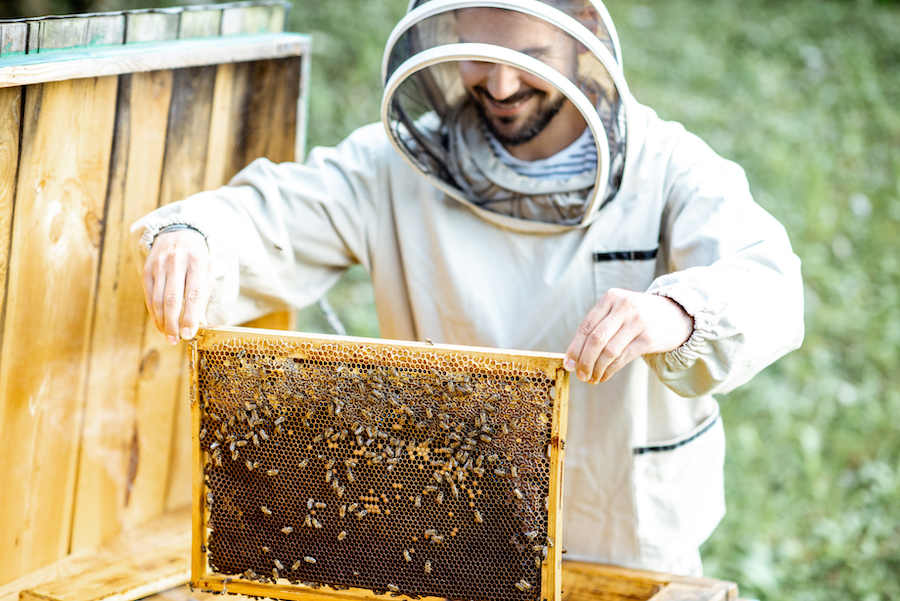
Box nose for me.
[485,63,523,101]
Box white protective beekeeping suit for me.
[133,0,804,576]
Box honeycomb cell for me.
[195,334,563,601]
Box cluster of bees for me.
[197,344,557,601]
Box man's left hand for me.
[564,289,694,384]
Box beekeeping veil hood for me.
[381,0,631,230]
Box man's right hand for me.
[141,229,213,345]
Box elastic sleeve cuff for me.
[646,285,714,372]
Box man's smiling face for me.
[457,8,579,149]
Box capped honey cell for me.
[193,328,566,601]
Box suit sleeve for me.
[643,128,804,397]
[130,123,389,326]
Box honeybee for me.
[281,526,293,534]
[349,503,359,512]
[424,560,432,574]
[356,510,367,519]
[292,560,301,570]
[315,501,326,509]
[415,496,422,507]
[261,506,272,515]
[437,491,444,504]
[387,584,399,593]
[312,518,322,529]
[267,469,279,477]
[513,489,524,499]
[305,515,313,528]
[403,550,412,562]
[346,469,355,483]
[494,469,507,477]
[200,428,207,440]
[514,580,531,591]
[245,460,254,471]
[510,466,518,478]
[298,458,308,468]
[209,441,219,450]
[304,556,316,564]
[274,559,284,570]
[337,531,348,541]
[474,510,483,523]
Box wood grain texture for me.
[0,75,118,586]
[544,367,570,601]
[220,4,286,35]
[125,13,180,44]
[11,507,191,601]
[0,34,310,89]
[29,16,125,54]
[0,86,21,343]
[562,562,738,601]
[123,64,217,530]
[69,70,175,552]
[0,23,27,56]
[178,10,222,39]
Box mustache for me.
[472,85,543,106]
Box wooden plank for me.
[648,583,730,601]
[562,562,738,601]
[178,9,223,40]
[0,75,118,585]
[123,63,217,532]
[30,16,124,54]
[0,34,311,89]
[220,5,286,35]
[10,507,191,601]
[544,367,570,601]
[69,69,175,552]
[0,86,20,343]
[125,13,180,44]
[0,22,27,56]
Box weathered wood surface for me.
[0,75,118,584]
[2,507,192,601]
[0,34,310,89]
[0,22,27,56]
[125,12,180,44]
[69,70,175,552]
[0,85,20,338]
[122,63,217,533]
[28,15,125,54]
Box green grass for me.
[291,1,900,598]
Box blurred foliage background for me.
[4,0,899,598]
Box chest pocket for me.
[592,248,660,299]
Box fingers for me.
[140,230,210,344]
[180,260,213,341]
[564,289,652,384]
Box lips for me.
[475,86,538,117]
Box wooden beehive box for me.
[0,2,308,599]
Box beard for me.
[471,85,568,147]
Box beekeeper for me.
[132,0,803,576]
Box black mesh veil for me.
[381,0,630,227]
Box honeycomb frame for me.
[190,326,569,601]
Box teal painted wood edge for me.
[0,32,312,88]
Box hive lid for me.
[190,326,569,601]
